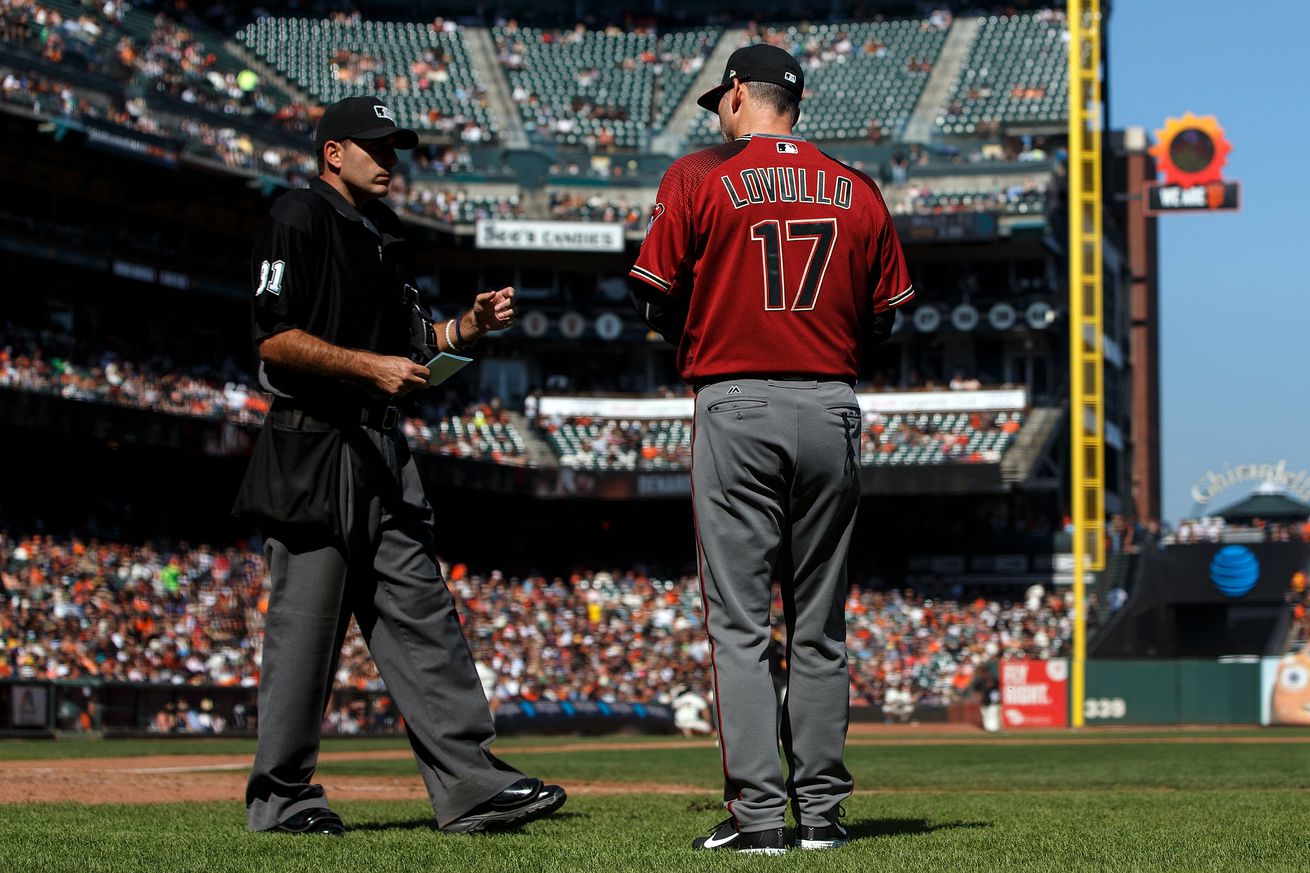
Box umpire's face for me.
[323,135,399,203]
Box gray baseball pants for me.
[246,422,522,831]
[692,378,860,832]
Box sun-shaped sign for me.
[1149,113,1232,188]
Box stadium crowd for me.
[538,414,689,469]
[0,327,269,425]
[0,0,307,130]
[0,329,523,462]
[1,527,1077,732]
[890,179,1048,216]
[2,325,1034,475]
[1,0,318,181]
[394,181,525,224]
[0,62,315,179]
[1290,572,1309,652]
[547,192,647,229]
[1168,516,1310,545]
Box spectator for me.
[2,541,1075,718]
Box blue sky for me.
[1108,0,1310,524]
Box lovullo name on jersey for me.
[720,167,854,211]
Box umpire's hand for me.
[472,287,516,331]
[368,355,430,397]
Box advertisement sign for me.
[475,220,625,252]
[1267,652,1310,725]
[538,387,1027,421]
[1144,113,1240,215]
[537,388,1027,421]
[10,684,48,728]
[83,121,182,167]
[1000,659,1068,728]
[858,388,1026,414]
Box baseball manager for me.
[628,44,913,854]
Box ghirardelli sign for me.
[1191,461,1310,505]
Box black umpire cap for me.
[314,96,419,150]
[696,43,805,113]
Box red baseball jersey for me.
[630,134,913,382]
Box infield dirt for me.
[3,727,1304,806]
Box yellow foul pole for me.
[1067,0,1105,729]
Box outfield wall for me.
[1082,658,1279,725]
[0,681,675,738]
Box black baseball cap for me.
[696,43,805,113]
[314,96,419,150]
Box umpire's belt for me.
[269,398,401,431]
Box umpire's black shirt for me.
[252,178,413,408]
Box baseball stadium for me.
[1,0,1306,869]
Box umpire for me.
[629,45,914,853]
[233,96,564,836]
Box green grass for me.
[326,741,1310,793]
[1,726,1305,761]
[2,734,1308,871]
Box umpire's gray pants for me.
[246,424,521,831]
[692,378,859,831]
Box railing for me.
[0,680,675,737]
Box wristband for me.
[444,319,461,352]
[455,312,467,346]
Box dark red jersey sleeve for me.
[865,181,914,314]
[630,161,695,300]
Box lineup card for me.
[425,352,473,386]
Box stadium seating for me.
[651,27,721,130]
[687,18,949,146]
[238,17,498,140]
[547,192,647,228]
[542,405,1024,470]
[890,181,1048,216]
[403,411,529,464]
[861,409,1024,466]
[401,185,525,223]
[0,335,527,464]
[542,417,691,470]
[38,0,301,128]
[494,25,654,149]
[936,11,1069,134]
[0,530,1073,715]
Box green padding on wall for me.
[1085,660,1178,724]
[1084,660,1264,725]
[1177,660,1261,723]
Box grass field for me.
[2,730,1307,872]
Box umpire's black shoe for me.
[440,778,567,834]
[691,818,787,855]
[794,820,848,849]
[272,808,345,836]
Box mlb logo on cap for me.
[697,44,806,114]
[315,96,419,149]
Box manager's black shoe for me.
[794,820,848,849]
[691,818,787,855]
[272,808,345,836]
[440,778,567,833]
